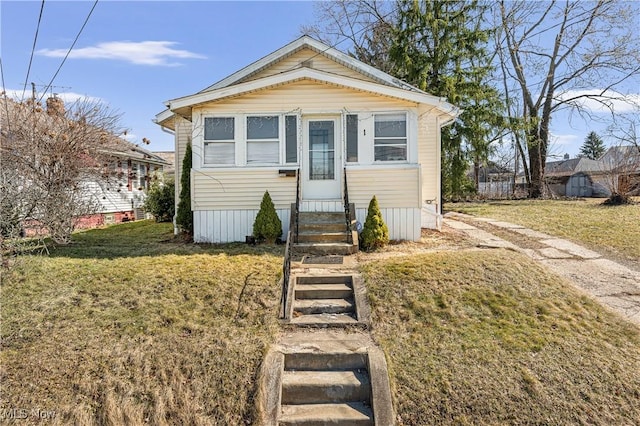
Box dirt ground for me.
[441,212,640,326]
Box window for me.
[374,113,407,161]
[346,114,358,162]
[204,117,235,165]
[285,115,298,163]
[247,116,279,164]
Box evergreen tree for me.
[253,191,282,243]
[579,131,606,160]
[360,196,389,251]
[176,142,193,235]
[389,0,503,200]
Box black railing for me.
[279,230,292,319]
[295,169,301,243]
[343,167,353,244]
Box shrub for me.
[253,191,282,243]
[144,178,175,222]
[176,142,193,235]
[360,195,389,251]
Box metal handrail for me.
[343,167,353,244]
[280,230,292,319]
[295,169,300,243]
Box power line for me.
[38,0,99,104]
[22,0,46,101]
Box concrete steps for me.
[278,350,374,426]
[279,403,373,426]
[290,275,359,326]
[294,211,358,256]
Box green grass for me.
[1,221,283,425]
[362,250,640,425]
[445,198,640,261]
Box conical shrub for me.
[360,195,389,251]
[253,190,282,243]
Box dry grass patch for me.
[1,221,282,425]
[362,250,640,425]
[445,199,640,263]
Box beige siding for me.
[417,106,440,207]
[174,116,191,203]
[195,80,416,113]
[346,167,420,209]
[242,48,377,84]
[191,169,296,210]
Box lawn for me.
[362,250,640,425]
[1,220,283,425]
[445,198,640,261]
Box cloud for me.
[37,41,206,66]
[556,90,640,114]
[550,132,579,146]
[3,89,102,104]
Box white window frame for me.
[246,115,280,165]
[373,112,408,163]
[203,116,236,166]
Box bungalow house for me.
[155,36,459,243]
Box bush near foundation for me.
[360,196,389,251]
[253,191,282,244]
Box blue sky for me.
[1,0,637,158]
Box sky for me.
[1,0,638,159]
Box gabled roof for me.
[545,157,602,177]
[200,35,422,93]
[155,36,459,128]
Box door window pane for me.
[309,121,335,180]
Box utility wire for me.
[22,0,45,101]
[38,0,99,103]
[1,57,12,134]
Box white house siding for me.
[242,48,377,85]
[174,116,191,199]
[347,167,421,241]
[417,106,443,229]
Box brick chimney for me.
[46,95,65,117]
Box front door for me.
[302,117,341,199]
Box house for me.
[155,36,459,243]
[543,155,607,197]
[474,162,515,198]
[78,140,168,228]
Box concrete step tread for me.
[295,284,353,300]
[293,298,354,309]
[282,369,370,388]
[279,402,373,426]
[290,313,358,325]
[296,283,352,290]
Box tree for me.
[0,96,123,245]
[497,0,640,198]
[144,178,175,222]
[389,0,504,200]
[360,195,389,251]
[579,131,606,160]
[175,142,193,235]
[252,191,282,243]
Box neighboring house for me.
[152,151,176,179]
[155,36,459,243]
[78,141,168,228]
[543,155,607,197]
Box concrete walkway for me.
[444,212,640,326]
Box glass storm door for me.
[302,117,341,199]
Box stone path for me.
[444,212,640,326]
